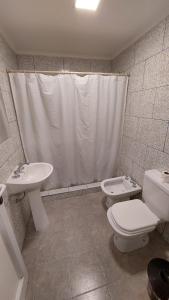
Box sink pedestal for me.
[28,189,49,231]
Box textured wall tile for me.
[120,136,134,156]
[17,55,34,70]
[123,116,139,139]
[135,21,165,64]
[0,71,11,92]
[9,121,22,150]
[91,60,111,73]
[0,161,11,183]
[144,147,169,170]
[132,162,144,186]
[2,90,16,122]
[111,17,169,243]
[0,35,29,251]
[153,86,169,120]
[64,57,91,72]
[8,148,25,171]
[118,155,133,176]
[145,49,169,89]
[143,54,160,89]
[131,142,147,167]
[0,138,15,167]
[157,49,169,87]
[128,62,145,92]
[163,18,169,50]
[137,118,168,151]
[112,47,135,72]
[121,137,147,167]
[127,89,156,118]
[34,56,64,71]
[164,129,169,154]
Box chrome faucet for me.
[130,179,137,187]
[12,162,30,178]
[17,162,25,173]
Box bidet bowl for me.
[101,176,141,200]
[7,162,53,194]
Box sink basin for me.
[6,162,53,232]
[7,162,53,194]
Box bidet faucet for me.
[130,179,137,187]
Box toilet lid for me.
[110,199,159,233]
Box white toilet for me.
[107,169,169,253]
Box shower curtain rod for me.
[7,70,130,77]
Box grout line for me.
[123,133,169,154]
[41,182,101,197]
[162,18,167,50]
[71,283,110,299]
[163,122,169,152]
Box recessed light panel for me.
[75,0,101,11]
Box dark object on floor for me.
[147,258,169,300]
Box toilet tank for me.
[143,169,169,221]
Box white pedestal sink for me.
[6,163,53,232]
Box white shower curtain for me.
[10,73,128,190]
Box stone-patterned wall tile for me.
[120,136,134,156]
[132,162,145,186]
[91,60,111,73]
[0,71,11,92]
[112,47,135,72]
[0,161,11,183]
[0,138,15,167]
[163,17,169,50]
[131,142,147,167]
[34,56,64,71]
[143,54,160,89]
[144,147,169,170]
[118,155,133,176]
[135,21,165,64]
[17,55,34,70]
[9,122,22,151]
[127,89,156,118]
[157,49,169,87]
[0,35,29,251]
[128,62,145,92]
[137,118,168,151]
[64,57,91,72]
[144,49,169,89]
[2,90,16,122]
[111,17,169,243]
[153,86,169,120]
[164,129,169,154]
[8,148,25,171]
[123,116,139,139]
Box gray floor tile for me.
[74,285,111,300]
[23,192,169,300]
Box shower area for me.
[9,71,128,191]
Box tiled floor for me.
[23,191,169,300]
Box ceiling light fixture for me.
[75,0,101,11]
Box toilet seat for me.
[107,199,160,237]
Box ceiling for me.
[0,0,169,59]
